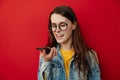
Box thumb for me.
[41,50,46,57]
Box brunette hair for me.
[47,5,91,78]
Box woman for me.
[38,5,101,80]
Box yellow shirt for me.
[60,48,74,80]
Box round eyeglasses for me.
[51,22,68,32]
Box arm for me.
[37,47,57,80]
[38,55,52,80]
[87,50,101,80]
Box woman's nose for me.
[56,26,61,32]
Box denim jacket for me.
[38,45,101,80]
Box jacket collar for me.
[56,44,78,70]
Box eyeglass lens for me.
[51,22,68,32]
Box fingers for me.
[49,47,57,58]
[41,50,46,57]
[40,47,58,61]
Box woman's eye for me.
[52,25,56,27]
[60,24,66,27]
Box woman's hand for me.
[40,47,57,62]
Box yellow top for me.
[60,48,74,80]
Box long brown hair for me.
[47,5,91,77]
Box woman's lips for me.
[56,34,64,40]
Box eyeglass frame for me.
[51,22,68,32]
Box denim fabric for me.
[38,45,101,80]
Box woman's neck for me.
[60,43,73,50]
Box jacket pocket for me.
[52,61,62,80]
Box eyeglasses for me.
[51,22,68,32]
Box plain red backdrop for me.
[0,0,120,80]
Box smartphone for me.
[36,47,51,54]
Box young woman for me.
[38,5,101,80]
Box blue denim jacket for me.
[38,45,101,80]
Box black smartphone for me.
[36,47,51,54]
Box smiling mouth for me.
[56,34,64,39]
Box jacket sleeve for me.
[87,49,101,80]
[38,55,52,80]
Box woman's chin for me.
[56,40,64,44]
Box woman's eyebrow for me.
[59,22,66,24]
[51,23,56,25]
[51,22,67,25]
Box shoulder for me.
[88,49,99,65]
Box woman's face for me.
[51,13,75,45]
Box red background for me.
[0,0,120,80]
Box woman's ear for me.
[72,21,77,30]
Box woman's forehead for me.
[51,13,70,24]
